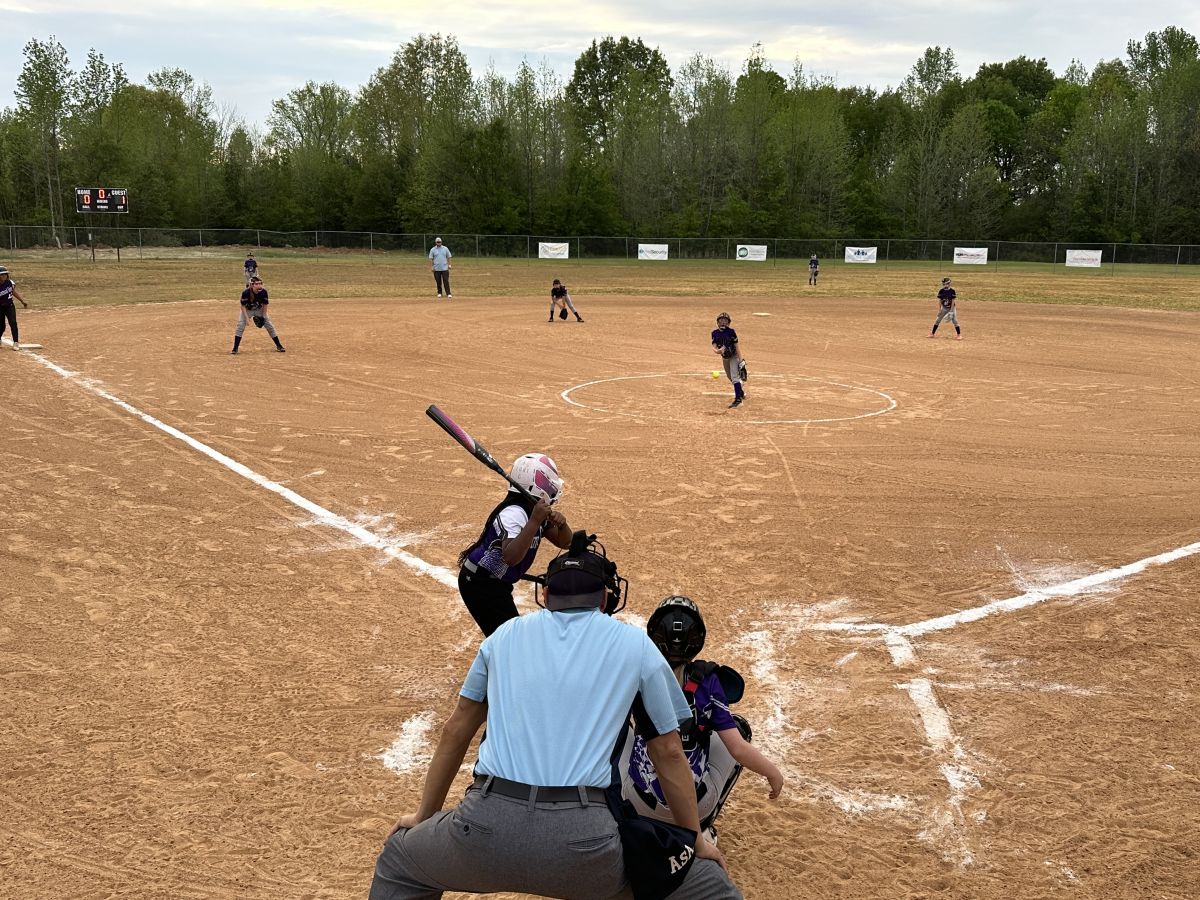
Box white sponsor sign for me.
[844,246,878,264]
[736,244,768,261]
[638,243,669,260]
[953,247,989,265]
[538,242,570,259]
[1065,249,1103,268]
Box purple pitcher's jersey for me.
[626,668,738,802]
[0,279,15,305]
[711,326,738,354]
[938,287,956,309]
[551,284,569,300]
[465,501,546,583]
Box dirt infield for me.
[3,272,1199,898]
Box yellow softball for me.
[711,370,721,378]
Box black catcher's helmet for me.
[647,595,706,663]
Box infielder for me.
[428,237,452,298]
[231,276,286,354]
[929,277,963,340]
[548,278,584,322]
[0,265,30,350]
[808,254,820,285]
[243,252,259,286]
[712,312,747,408]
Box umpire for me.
[369,536,742,900]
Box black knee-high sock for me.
[232,335,242,352]
[273,334,283,348]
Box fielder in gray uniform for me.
[549,278,584,322]
[929,277,962,340]
[711,312,747,408]
[232,276,286,354]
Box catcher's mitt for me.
[253,315,265,328]
[559,307,569,320]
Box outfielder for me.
[231,276,286,354]
[243,252,259,286]
[929,277,963,340]
[808,254,820,285]
[711,312,747,408]
[548,278,584,322]
[0,266,30,350]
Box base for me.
[1,338,42,350]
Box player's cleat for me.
[437,293,443,298]
[927,333,936,338]
[702,826,718,847]
[576,317,584,322]
[447,293,453,298]
[276,346,286,352]
[729,397,743,408]
[11,342,19,351]
[230,349,238,355]
[956,334,963,340]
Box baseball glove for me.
[739,360,749,382]
[559,307,569,320]
[253,315,265,328]
[721,347,736,359]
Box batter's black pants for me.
[458,566,518,636]
[433,270,451,296]
[0,301,17,343]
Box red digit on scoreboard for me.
[98,188,107,200]
[83,193,91,206]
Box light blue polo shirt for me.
[428,245,452,271]
[461,608,691,788]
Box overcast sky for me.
[2,1,1196,127]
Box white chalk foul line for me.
[815,539,1200,864]
[23,350,458,590]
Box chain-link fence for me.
[4,224,1199,273]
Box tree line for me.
[2,28,1199,244]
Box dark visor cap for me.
[544,552,610,611]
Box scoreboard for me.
[76,187,129,214]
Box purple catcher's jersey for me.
[626,667,738,802]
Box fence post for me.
[1176,244,1182,276]
[939,240,944,272]
[1053,242,1058,273]
[138,228,143,260]
[1112,242,1118,276]
[475,234,480,257]
[199,229,204,254]
[885,239,890,270]
[773,239,778,267]
[995,241,1001,265]
[256,229,261,249]
[526,236,530,259]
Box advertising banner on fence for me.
[1065,249,1103,268]
[844,246,878,263]
[736,244,768,261]
[638,243,669,260]
[953,247,989,265]
[538,242,570,259]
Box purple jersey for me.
[241,287,269,309]
[0,279,15,305]
[938,287,956,309]
[465,500,546,583]
[626,667,738,802]
[711,326,738,355]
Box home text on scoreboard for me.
[75,187,129,214]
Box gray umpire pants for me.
[235,307,277,339]
[369,786,742,900]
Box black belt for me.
[472,775,607,807]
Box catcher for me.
[711,311,747,408]
[232,275,285,354]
